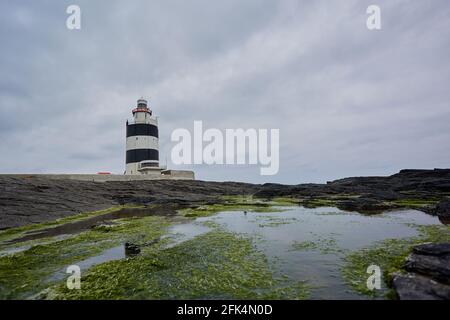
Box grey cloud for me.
[0,0,449,183]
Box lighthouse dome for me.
[137,98,148,108]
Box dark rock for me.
[393,242,450,300]
[413,243,450,256]
[405,244,450,284]
[420,204,439,216]
[112,195,157,205]
[0,178,260,229]
[336,198,392,213]
[1,168,450,229]
[436,199,450,224]
[125,238,161,257]
[392,272,450,300]
[125,242,141,257]
[365,190,400,201]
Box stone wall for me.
[0,171,195,182]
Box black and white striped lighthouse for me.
[125,98,160,175]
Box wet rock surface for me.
[335,198,392,214]
[0,178,258,229]
[436,199,450,224]
[393,242,450,300]
[392,273,450,300]
[412,242,450,256]
[125,238,160,257]
[124,242,141,256]
[1,168,450,229]
[3,204,182,244]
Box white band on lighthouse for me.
[125,98,160,175]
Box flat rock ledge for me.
[1,169,450,229]
[393,243,450,300]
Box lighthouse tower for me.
[125,98,160,175]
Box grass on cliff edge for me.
[45,229,310,300]
[342,224,450,299]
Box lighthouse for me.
[125,98,160,175]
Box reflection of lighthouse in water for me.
[125,98,160,175]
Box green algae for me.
[267,197,300,206]
[254,216,299,228]
[291,240,318,251]
[341,224,450,298]
[316,211,354,216]
[223,194,444,213]
[295,195,442,213]
[0,205,144,245]
[221,194,297,203]
[2,195,445,300]
[291,237,345,255]
[0,200,310,300]
[390,199,439,209]
[0,214,170,299]
[46,229,310,300]
[180,203,286,218]
[222,195,300,207]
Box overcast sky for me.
[0,0,449,184]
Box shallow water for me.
[165,223,211,247]
[49,245,127,282]
[47,221,211,282]
[176,207,441,299]
[30,205,443,299]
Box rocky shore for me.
[0,168,449,300]
[1,168,450,229]
[393,243,450,300]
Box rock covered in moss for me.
[91,221,118,232]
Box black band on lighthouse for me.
[126,123,158,138]
[126,149,159,164]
